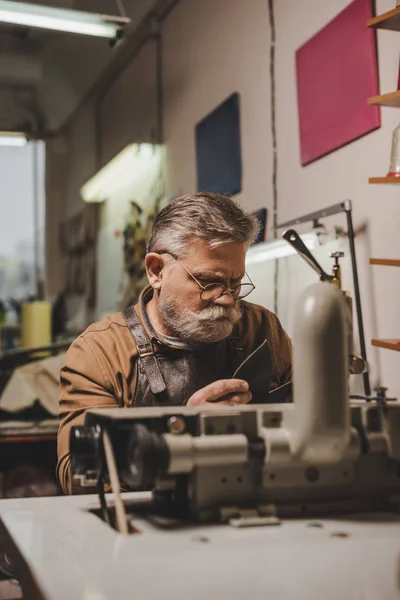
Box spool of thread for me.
[21,301,52,349]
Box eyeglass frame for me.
[155,250,256,301]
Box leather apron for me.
[123,306,245,407]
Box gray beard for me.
[158,293,242,343]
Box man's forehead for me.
[192,268,246,282]
[184,239,246,259]
[183,241,246,277]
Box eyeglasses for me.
[157,250,256,301]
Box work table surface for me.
[0,492,400,599]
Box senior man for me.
[57,192,292,493]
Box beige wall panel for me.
[100,40,158,167]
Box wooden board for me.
[369,176,400,184]
[369,259,400,267]
[0,434,57,444]
[368,90,400,108]
[372,339,400,352]
[367,7,400,31]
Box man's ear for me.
[145,253,165,290]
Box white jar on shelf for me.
[388,122,400,176]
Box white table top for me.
[1,492,400,600]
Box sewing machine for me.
[0,237,400,599]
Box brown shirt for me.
[57,286,292,494]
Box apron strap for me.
[227,323,245,374]
[123,306,167,395]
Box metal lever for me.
[282,230,333,282]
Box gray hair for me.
[147,192,259,256]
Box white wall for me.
[46,96,97,327]
[95,41,161,318]
[46,135,68,297]
[95,145,165,319]
[64,97,97,219]
[47,39,161,323]
[100,41,158,169]
[162,0,272,210]
[274,0,400,395]
[161,0,400,397]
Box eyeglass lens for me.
[200,283,254,301]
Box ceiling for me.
[0,0,157,135]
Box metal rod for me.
[344,202,371,397]
[278,202,345,229]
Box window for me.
[0,140,45,304]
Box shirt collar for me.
[134,285,159,344]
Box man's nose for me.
[213,291,236,307]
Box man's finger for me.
[188,379,249,405]
[213,392,252,406]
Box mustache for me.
[157,291,242,342]
[196,304,242,322]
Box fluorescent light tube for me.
[81,143,157,203]
[0,1,130,39]
[246,232,319,265]
[0,132,27,147]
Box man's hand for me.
[187,379,252,406]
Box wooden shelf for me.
[370,258,400,267]
[368,90,400,108]
[372,338,400,352]
[369,176,400,183]
[367,6,400,31]
[367,10,400,360]
[0,434,57,444]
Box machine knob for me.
[126,423,170,489]
[349,355,366,375]
[375,386,388,401]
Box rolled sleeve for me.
[57,335,119,494]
